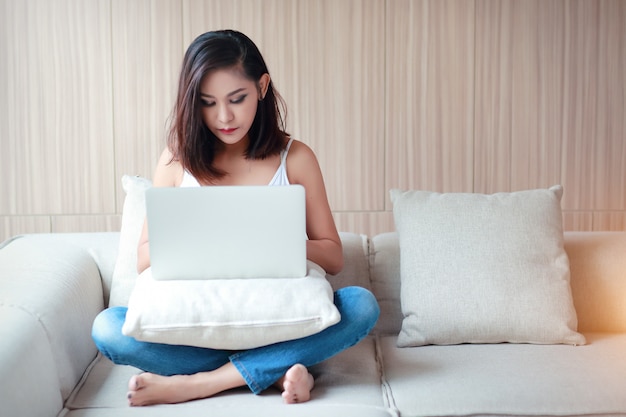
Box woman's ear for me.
[259,73,270,100]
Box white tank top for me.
[180,138,293,187]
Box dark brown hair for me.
[167,30,289,183]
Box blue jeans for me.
[92,286,379,394]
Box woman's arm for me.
[137,148,183,274]
[286,140,343,275]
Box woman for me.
[92,29,379,406]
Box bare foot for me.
[127,363,246,406]
[127,373,202,406]
[279,364,315,404]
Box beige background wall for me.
[1,0,625,242]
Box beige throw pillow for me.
[390,186,586,347]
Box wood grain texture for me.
[593,212,626,231]
[562,212,594,232]
[1,217,52,242]
[475,0,565,193]
[51,215,121,233]
[0,0,115,216]
[475,0,626,214]
[333,211,396,237]
[1,0,624,242]
[111,0,184,211]
[385,0,475,207]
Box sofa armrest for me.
[566,231,626,333]
[0,235,105,401]
[0,305,63,417]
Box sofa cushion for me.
[62,405,397,417]
[65,337,388,416]
[369,232,402,335]
[390,186,585,347]
[379,333,626,417]
[328,232,372,292]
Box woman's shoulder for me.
[154,147,184,187]
[285,139,322,183]
[286,139,317,160]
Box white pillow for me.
[390,185,586,347]
[122,261,341,350]
[109,175,152,307]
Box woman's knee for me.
[91,307,127,355]
[335,286,380,332]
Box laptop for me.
[145,185,307,280]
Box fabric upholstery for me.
[379,333,626,417]
[65,338,388,416]
[369,232,402,335]
[0,236,104,399]
[62,405,396,417]
[327,232,372,292]
[565,232,626,332]
[0,306,63,417]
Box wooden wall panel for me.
[333,212,396,237]
[475,0,626,222]
[587,0,626,212]
[385,0,475,206]
[182,0,386,212]
[562,212,594,232]
[1,0,624,242]
[0,215,122,238]
[0,0,115,217]
[475,0,564,193]
[111,0,184,210]
[51,215,121,234]
[593,212,626,231]
[1,217,52,242]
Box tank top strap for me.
[180,169,201,187]
[268,138,293,186]
[282,138,294,163]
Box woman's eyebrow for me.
[201,88,247,99]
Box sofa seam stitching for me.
[375,334,399,414]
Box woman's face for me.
[199,67,268,147]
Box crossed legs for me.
[92,287,379,406]
[126,362,314,406]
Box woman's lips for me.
[218,128,238,135]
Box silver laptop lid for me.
[145,185,307,280]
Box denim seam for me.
[229,354,262,394]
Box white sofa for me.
[1,228,626,417]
